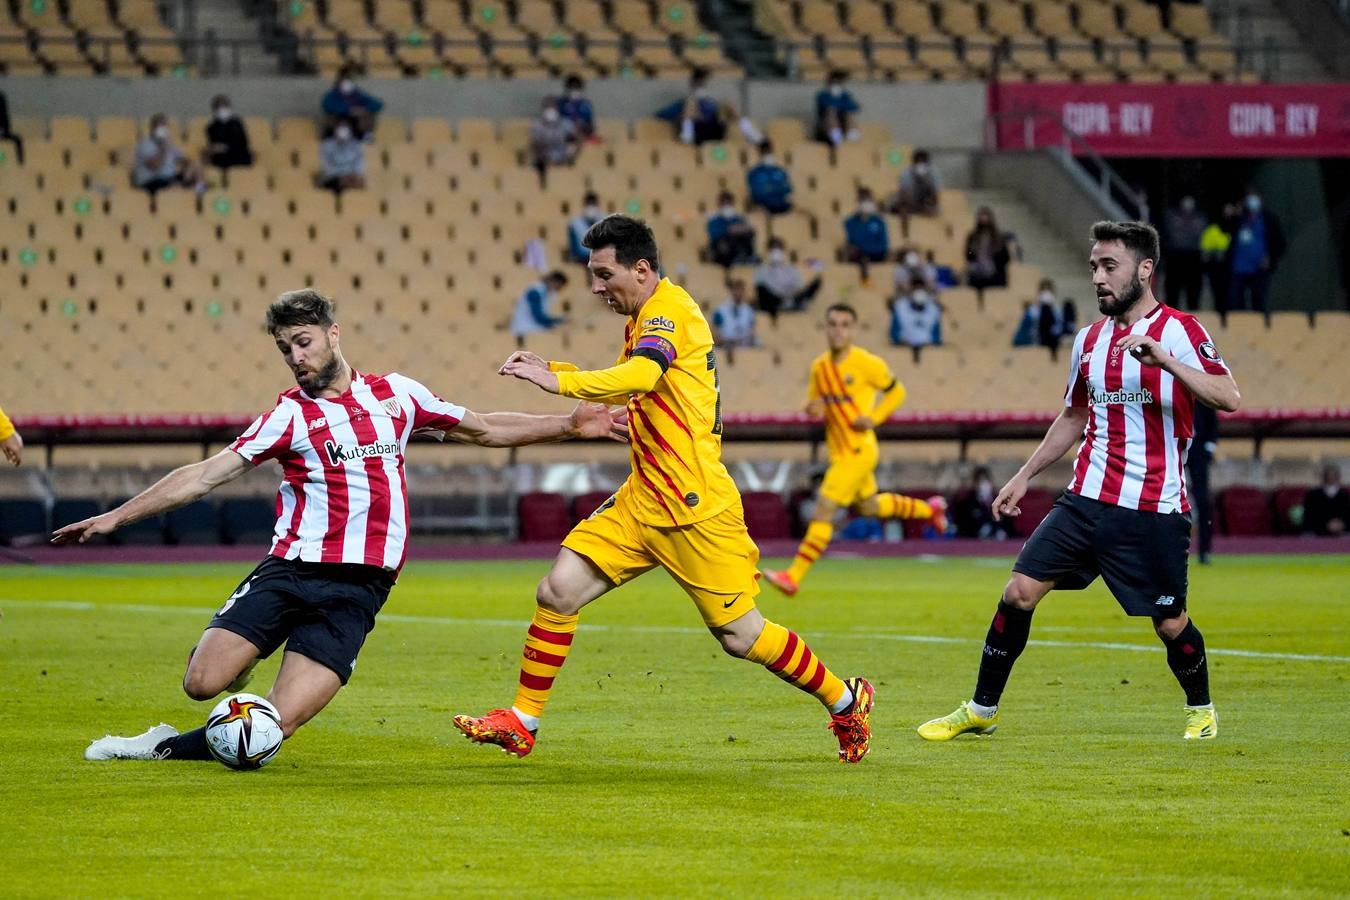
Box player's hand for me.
[992,476,1028,521]
[500,354,561,394]
[1115,334,1167,368]
[850,414,874,432]
[0,432,22,466]
[568,402,615,440]
[608,405,630,442]
[804,399,825,419]
[50,513,118,545]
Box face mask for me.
[914,163,929,176]
[153,125,169,140]
[769,249,786,263]
[214,107,232,122]
[904,251,920,267]
[335,126,352,141]
[912,290,930,307]
[720,205,735,218]
[568,90,583,100]
[761,154,775,165]
[543,108,559,122]
[1039,290,1055,304]
[830,85,843,97]
[339,79,354,93]
[859,201,876,215]
[694,87,709,99]
[1180,197,1195,213]
[1246,196,1261,212]
[584,205,601,219]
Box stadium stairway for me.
[1207,0,1329,81]
[962,186,1090,305]
[192,0,280,75]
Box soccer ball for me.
[205,693,284,770]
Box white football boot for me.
[84,723,179,760]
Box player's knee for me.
[535,575,580,616]
[1000,576,1043,610]
[1153,612,1187,640]
[716,630,755,659]
[182,669,222,702]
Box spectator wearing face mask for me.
[746,140,793,215]
[529,96,579,186]
[1302,465,1350,537]
[1201,204,1236,322]
[888,287,942,360]
[1163,195,1206,311]
[317,119,366,194]
[1228,189,1285,319]
[754,237,822,321]
[203,94,253,172]
[964,206,1011,302]
[843,188,889,283]
[712,278,758,363]
[557,74,596,141]
[706,190,756,268]
[321,65,383,139]
[568,192,606,264]
[814,70,860,146]
[133,112,202,195]
[893,247,939,296]
[1012,279,1063,359]
[892,149,941,236]
[510,270,569,346]
[953,466,1011,540]
[657,67,762,146]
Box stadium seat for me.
[1271,486,1310,535]
[219,498,277,545]
[517,491,571,542]
[741,491,791,540]
[0,498,47,545]
[570,490,614,524]
[1219,486,1273,536]
[107,496,165,544]
[165,500,220,545]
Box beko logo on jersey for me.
[323,439,399,465]
[642,316,676,334]
[1090,388,1155,405]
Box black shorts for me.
[1013,491,1191,618]
[208,556,395,684]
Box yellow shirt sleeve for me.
[548,361,580,373]
[555,356,664,402]
[867,356,906,423]
[0,406,13,442]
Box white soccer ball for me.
[205,693,284,770]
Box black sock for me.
[973,600,1035,707]
[1161,620,1211,706]
[154,725,213,761]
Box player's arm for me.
[1116,334,1241,412]
[445,402,624,447]
[50,449,251,544]
[804,365,825,418]
[858,378,907,431]
[500,350,664,401]
[992,407,1091,520]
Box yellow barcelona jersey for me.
[558,278,739,527]
[807,347,902,462]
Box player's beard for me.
[1097,268,1145,316]
[296,348,344,394]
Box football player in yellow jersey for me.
[0,404,22,466]
[764,303,947,596]
[453,216,875,762]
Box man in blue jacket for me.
[747,141,793,215]
[843,188,889,282]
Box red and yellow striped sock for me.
[512,606,579,718]
[876,493,934,520]
[745,620,847,710]
[786,520,833,584]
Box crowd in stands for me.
[1164,190,1286,320]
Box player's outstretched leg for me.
[1155,613,1217,740]
[764,520,832,596]
[874,493,948,534]
[728,610,874,762]
[919,575,1046,741]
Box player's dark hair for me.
[582,215,660,271]
[1090,220,1161,265]
[826,302,858,321]
[266,289,336,335]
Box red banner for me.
[989,82,1350,156]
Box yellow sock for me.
[786,520,833,584]
[875,493,933,520]
[512,606,579,718]
[745,620,847,709]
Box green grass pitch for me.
[2,554,1348,897]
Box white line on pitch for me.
[4,597,1348,664]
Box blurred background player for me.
[0,401,22,465]
[764,303,946,596]
[918,222,1240,744]
[61,290,620,762]
[452,216,875,763]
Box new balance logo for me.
[307,417,327,432]
[1155,595,1176,607]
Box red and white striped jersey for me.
[229,371,465,573]
[1063,304,1229,514]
